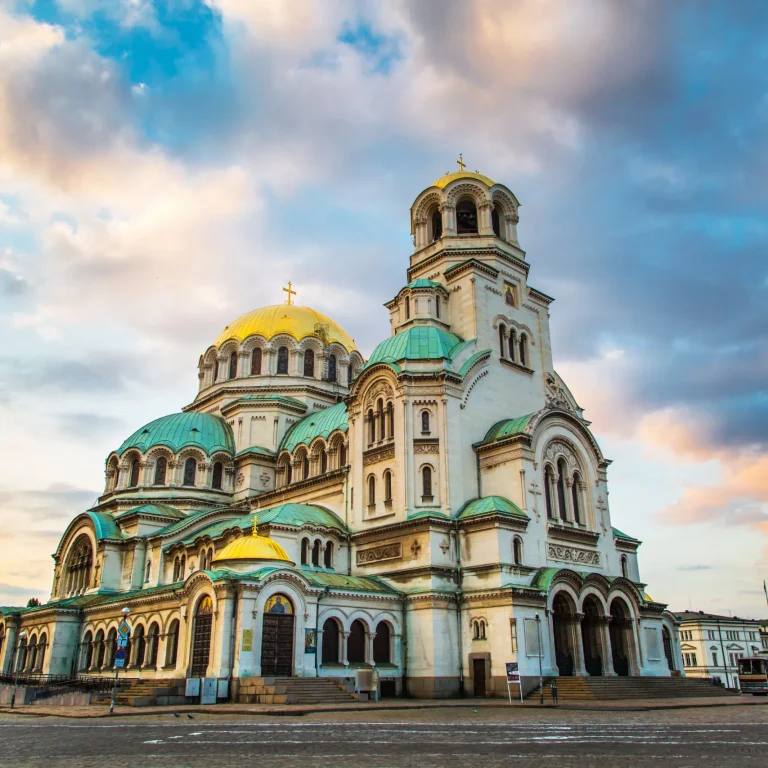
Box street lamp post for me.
[110,607,130,715]
[10,630,28,709]
[535,614,544,706]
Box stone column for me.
[441,203,456,236]
[572,613,587,676]
[216,355,228,383]
[506,212,519,244]
[564,478,576,523]
[341,631,351,667]
[600,616,617,676]
[478,200,493,235]
[367,631,377,666]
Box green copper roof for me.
[456,496,530,521]
[117,412,235,457]
[235,446,276,459]
[245,568,399,594]
[227,394,308,411]
[612,526,641,543]
[86,511,123,540]
[254,503,348,532]
[477,414,536,446]
[180,512,256,546]
[407,278,444,290]
[114,504,184,521]
[279,402,348,452]
[364,326,464,370]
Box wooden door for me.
[472,658,486,697]
[261,614,294,676]
[190,614,212,677]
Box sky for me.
[0,0,766,618]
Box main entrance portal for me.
[581,595,603,676]
[552,592,576,676]
[261,594,295,676]
[190,595,213,677]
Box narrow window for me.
[213,359,219,382]
[492,204,503,238]
[387,402,394,438]
[228,352,238,380]
[320,448,328,474]
[212,461,223,490]
[499,323,506,358]
[377,399,385,441]
[324,542,333,569]
[368,475,376,506]
[153,456,167,485]
[545,466,555,519]
[312,540,321,567]
[421,410,430,434]
[456,198,478,234]
[384,470,392,501]
[339,443,347,467]
[509,329,517,361]
[422,466,433,499]
[368,409,376,446]
[436,296,441,318]
[301,538,309,565]
[519,334,528,367]
[513,537,523,565]
[430,206,442,241]
[621,555,629,579]
[327,354,337,382]
[405,296,410,320]
[145,561,151,582]
[251,347,262,375]
[348,363,354,385]
[302,454,309,480]
[129,458,140,488]
[571,472,582,524]
[304,349,315,378]
[166,620,179,666]
[277,346,289,375]
[183,457,196,486]
[556,458,568,521]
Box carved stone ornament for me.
[363,446,395,466]
[544,373,573,412]
[356,542,402,566]
[369,381,394,401]
[259,472,270,487]
[543,440,579,471]
[236,473,245,488]
[414,443,439,454]
[547,543,600,566]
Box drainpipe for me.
[454,519,465,697]
[227,582,239,702]
[475,450,483,499]
[401,594,409,698]
[315,587,330,677]
[716,620,729,688]
[344,467,352,576]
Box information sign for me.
[505,661,523,704]
[114,647,127,668]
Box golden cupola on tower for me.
[212,515,294,570]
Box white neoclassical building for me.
[0,165,683,699]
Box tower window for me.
[324,541,333,569]
[228,352,238,380]
[509,329,517,361]
[153,456,167,485]
[421,410,430,434]
[422,466,433,500]
[387,402,394,438]
[436,296,441,318]
[183,457,197,487]
[430,206,442,241]
[301,538,309,565]
[367,475,376,507]
[212,461,223,490]
[492,206,501,237]
[327,354,337,382]
[519,334,528,367]
[367,409,376,447]
[304,349,315,378]
[499,323,506,358]
[277,346,289,375]
[556,458,568,522]
[456,198,478,234]
[384,470,393,501]
[572,472,582,524]
[405,296,410,320]
[312,539,321,567]
[129,458,140,488]
[251,348,262,375]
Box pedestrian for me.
[550,680,558,705]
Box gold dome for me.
[213,304,357,352]
[212,533,292,564]
[432,171,496,189]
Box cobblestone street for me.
[1,702,767,767]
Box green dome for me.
[116,412,235,457]
[364,326,464,370]
[279,402,348,453]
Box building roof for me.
[279,402,348,452]
[113,503,184,521]
[476,414,536,446]
[456,496,530,521]
[364,326,464,370]
[253,503,348,532]
[213,532,292,564]
[432,171,496,189]
[407,278,444,290]
[612,526,641,543]
[117,411,235,457]
[673,611,763,625]
[212,304,357,352]
[234,445,276,459]
[247,568,400,595]
[226,394,308,411]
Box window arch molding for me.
[540,437,590,526]
[201,347,219,387]
[106,455,120,491]
[420,463,435,502]
[276,451,293,487]
[145,448,173,486]
[176,449,205,487]
[327,433,348,470]
[309,438,329,476]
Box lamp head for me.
[121,607,130,616]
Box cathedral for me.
[0,165,683,699]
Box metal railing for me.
[0,673,138,702]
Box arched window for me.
[65,535,93,595]
[545,466,555,519]
[367,475,376,507]
[133,625,146,667]
[228,352,238,380]
[405,296,410,320]
[320,448,328,474]
[421,410,430,434]
[312,539,321,567]
[80,631,92,671]
[508,329,517,361]
[339,442,347,467]
[105,628,116,668]
[212,461,224,490]
[347,619,366,664]
[153,456,167,485]
[302,454,309,480]
[322,618,340,664]
[430,206,442,241]
[37,632,48,672]
[367,409,376,447]
[277,346,289,375]
[145,560,151,583]
[384,470,393,501]
[492,203,503,238]
[621,555,629,579]
[129,458,140,488]
[301,538,309,565]
[165,619,180,667]
[213,358,219,382]
[108,459,120,490]
[251,347,262,375]
[436,295,441,318]
[348,363,354,385]
[27,636,37,672]
[147,623,160,667]
[519,334,528,367]
[183,457,197,486]
[422,466,433,500]
[387,402,394,438]
[556,458,568,522]
[473,619,486,640]
[513,537,523,565]
[377,399,385,441]
[571,472,582,524]
[180,554,186,578]
[303,349,315,378]
[499,323,506,358]
[373,621,391,664]
[16,635,28,672]
[324,541,333,569]
[327,354,337,382]
[456,197,478,234]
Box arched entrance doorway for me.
[552,592,577,676]
[662,626,675,671]
[321,618,340,664]
[581,595,604,676]
[609,597,632,676]
[261,594,295,676]
[347,619,366,664]
[190,596,213,677]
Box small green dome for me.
[364,326,464,370]
[116,412,235,457]
[280,402,348,453]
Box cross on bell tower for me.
[456,154,466,172]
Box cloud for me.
[678,565,713,572]
[0,583,44,598]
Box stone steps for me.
[526,676,736,701]
[238,676,356,705]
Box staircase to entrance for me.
[526,676,736,702]
[237,677,357,705]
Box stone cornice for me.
[528,287,555,306]
[458,514,529,534]
[499,358,534,376]
[350,515,454,542]
[246,468,346,508]
[376,565,458,582]
[187,383,345,413]
[408,245,529,282]
[547,523,600,546]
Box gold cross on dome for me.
[282,282,297,305]
[456,154,466,172]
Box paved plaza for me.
[1,701,767,767]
